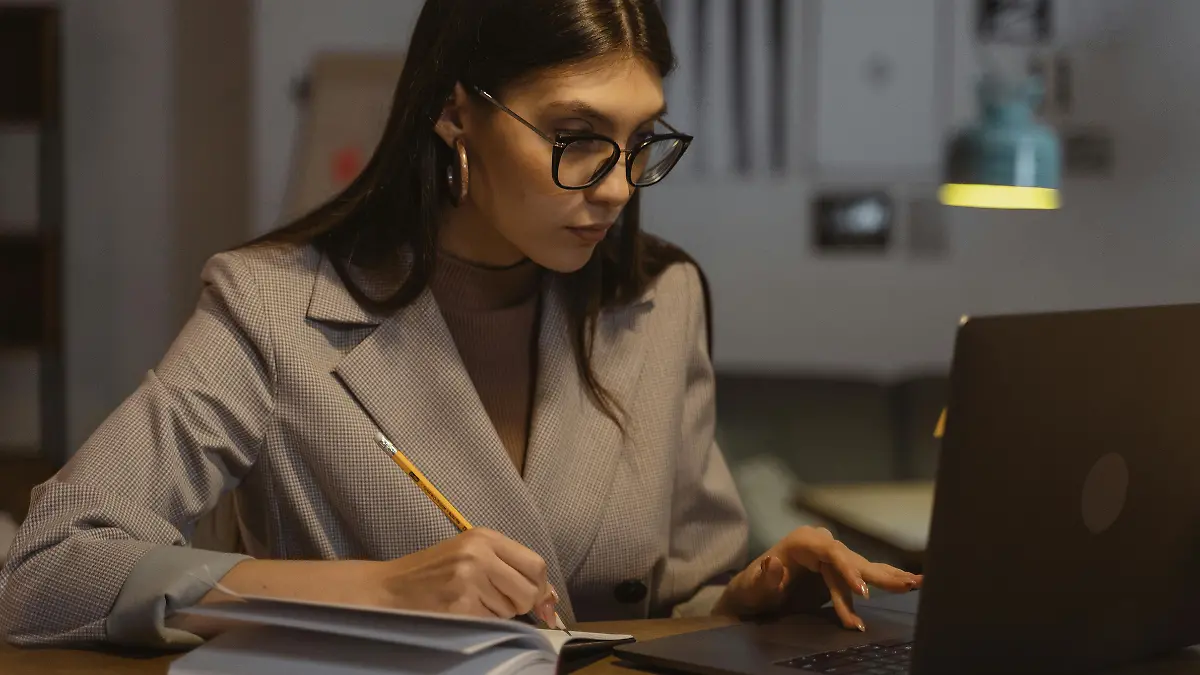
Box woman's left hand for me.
[713,526,922,631]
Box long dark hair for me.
[246,0,710,424]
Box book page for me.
[536,628,635,654]
[179,586,634,658]
[169,624,558,675]
[180,594,544,655]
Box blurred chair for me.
[0,511,15,564]
[715,372,947,561]
[730,454,830,553]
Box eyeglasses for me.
[472,86,692,190]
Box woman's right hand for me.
[196,529,561,639]
[367,528,559,625]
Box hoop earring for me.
[446,138,469,206]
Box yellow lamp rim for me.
[938,183,1060,210]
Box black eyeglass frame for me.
[471,86,693,190]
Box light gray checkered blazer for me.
[0,243,748,648]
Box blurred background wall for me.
[0,0,250,454]
[1,0,1197,475]
[248,0,1200,380]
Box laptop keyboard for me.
[776,640,913,673]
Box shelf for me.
[0,222,39,234]
[0,231,40,240]
[0,445,39,459]
[0,5,65,467]
[0,120,48,133]
[0,233,44,347]
[0,8,59,125]
[0,344,40,358]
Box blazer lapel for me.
[523,280,654,581]
[306,254,386,326]
[321,259,576,619]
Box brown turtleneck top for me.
[429,252,542,475]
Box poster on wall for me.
[282,52,406,221]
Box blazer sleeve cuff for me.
[106,544,251,648]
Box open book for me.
[169,593,634,675]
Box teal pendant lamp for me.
[939,73,1062,210]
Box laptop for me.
[615,303,1200,675]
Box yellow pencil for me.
[377,432,474,532]
[374,432,568,633]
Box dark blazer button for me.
[614,579,648,604]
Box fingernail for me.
[539,601,556,624]
[857,622,866,632]
[859,583,869,598]
[760,557,771,574]
[550,587,561,603]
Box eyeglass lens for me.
[558,136,687,188]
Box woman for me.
[0,0,919,649]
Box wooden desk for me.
[793,481,934,572]
[9,615,1200,675]
[0,615,738,675]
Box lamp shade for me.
[939,74,1062,209]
